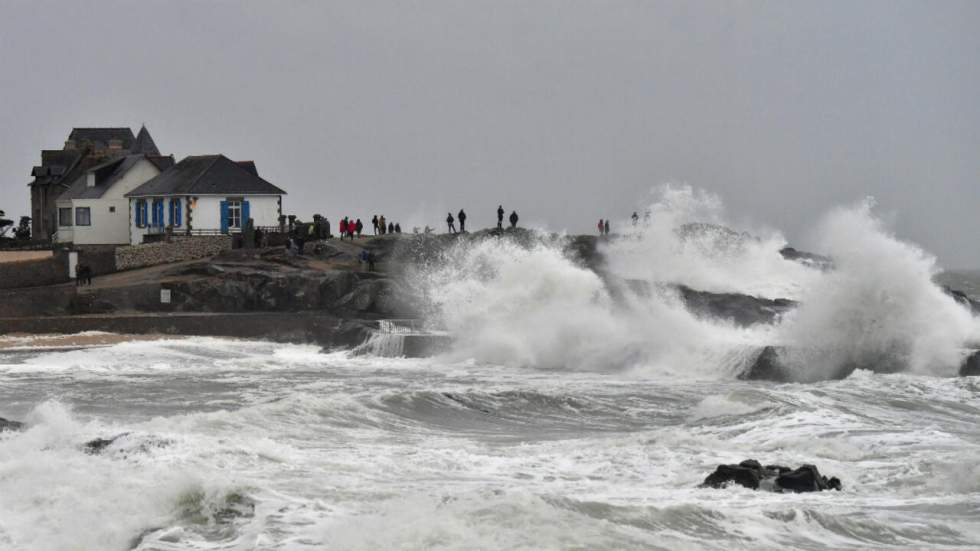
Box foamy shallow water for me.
[1,337,979,550]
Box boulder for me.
[961,351,980,376]
[0,417,24,432]
[675,286,796,327]
[701,459,841,492]
[738,346,792,381]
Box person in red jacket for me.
[597,219,604,235]
[339,218,348,240]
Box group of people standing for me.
[372,215,401,236]
[497,205,519,230]
[338,217,362,240]
[446,209,467,233]
[597,219,611,235]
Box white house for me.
[54,154,175,245]
[125,154,285,245]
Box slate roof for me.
[59,155,149,200]
[67,128,137,150]
[126,155,285,197]
[133,125,160,155]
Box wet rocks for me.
[675,285,796,327]
[961,351,980,376]
[701,459,841,492]
[0,417,24,432]
[738,346,792,382]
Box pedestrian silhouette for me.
[509,210,519,228]
[497,205,504,229]
[458,209,467,233]
[604,220,610,235]
[446,212,456,233]
[598,219,604,235]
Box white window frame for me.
[227,200,242,229]
[75,207,91,226]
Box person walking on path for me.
[356,218,364,238]
[446,212,456,234]
[372,215,379,235]
[509,210,519,228]
[497,205,505,229]
[598,219,605,235]
[604,220,610,236]
[458,209,467,233]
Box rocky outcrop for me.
[739,346,791,381]
[701,459,842,492]
[0,417,23,432]
[675,285,796,326]
[161,248,414,317]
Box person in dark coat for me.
[509,211,518,228]
[372,215,379,235]
[446,213,456,234]
[395,223,402,234]
[604,220,610,235]
[388,222,394,234]
[458,209,467,233]
[497,205,504,229]
[356,219,364,238]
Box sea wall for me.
[0,251,70,289]
[115,236,232,271]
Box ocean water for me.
[1,339,979,550]
[1,186,979,550]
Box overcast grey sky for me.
[2,0,978,266]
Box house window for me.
[169,198,182,227]
[151,199,164,227]
[75,207,91,226]
[135,199,147,227]
[58,207,72,227]
[227,200,242,229]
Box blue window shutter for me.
[220,201,229,234]
[176,199,182,227]
[242,200,251,228]
[135,201,142,226]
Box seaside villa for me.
[125,154,285,245]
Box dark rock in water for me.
[701,459,841,492]
[776,464,842,492]
[739,346,792,382]
[84,433,129,454]
[0,417,24,432]
[961,351,980,376]
[675,285,796,327]
[779,247,834,270]
[943,286,980,315]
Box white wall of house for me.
[190,196,281,231]
[55,159,161,245]
[129,195,281,245]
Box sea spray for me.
[412,187,979,380]
[774,198,980,380]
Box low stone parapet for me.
[115,236,232,271]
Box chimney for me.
[86,173,96,188]
[64,139,77,150]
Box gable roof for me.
[133,125,160,155]
[59,155,156,200]
[126,154,286,198]
[67,127,136,150]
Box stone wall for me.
[0,251,69,289]
[115,236,232,271]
